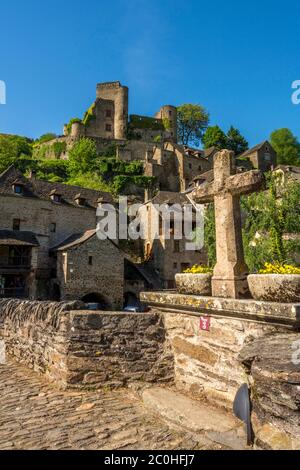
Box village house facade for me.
[0,166,125,308]
[140,191,207,289]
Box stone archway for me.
[81,293,110,310]
[124,291,139,308]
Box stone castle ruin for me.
[37,81,276,195]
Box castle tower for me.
[156,105,178,143]
[96,81,128,140]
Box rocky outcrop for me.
[239,333,300,450]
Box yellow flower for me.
[259,262,300,275]
[183,264,213,274]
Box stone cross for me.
[192,150,265,299]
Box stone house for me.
[0,166,124,307]
[238,140,277,171]
[140,191,207,288]
[51,229,124,309]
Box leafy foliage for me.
[203,125,249,155]
[202,125,228,150]
[68,138,98,174]
[270,128,300,166]
[65,118,82,134]
[52,141,67,158]
[82,103,96,127]
[0,134,33,173]
[36,133,57,144]
[204,175,300,272]
[242,174,300,271]
[129,115,164,131]
[226,126,249,155]
[177,104,209,147]
[113,175,156,193]
[67,172,112,192]
[204,204,216,267]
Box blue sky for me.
[0,0,299,146]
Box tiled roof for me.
[0,165,113,209]
[0,230,40,246]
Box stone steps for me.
[142,387,249,450]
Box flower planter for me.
[248,274,300,303]
[175,273,212,296]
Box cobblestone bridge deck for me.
[0,360,224,451]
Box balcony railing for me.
[0,288,28,299]
[0,256,31,268]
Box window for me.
[88,256,93,266]
[174,240,180,253]
[198,165,202,171]
[189,163,192,169]
[50,223,56,233]
[75,197,86,206]
[264,153,271,161]
[106,109,112,118]
[13,219,20,231]
[52,194,61,203]
[170,220,175,234]
[169,110,172,116]
[181,263,190,272]
[159,216,163,236]
[106,124,112,132]
[13,184,23,194]
[173,262,178,270]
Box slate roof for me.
[50,229,122,253]
[150,191,191,205]
[203,147,218,159]
[192,170,214,184]
[238,141,270,159]
[51,229,96,251]
[0,166,113,209]
[0,230,40,246]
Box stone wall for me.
[239,333,300,450]
[162,311,285,409]
[1,299,174,389]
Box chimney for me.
[29,169,37,179]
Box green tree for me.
[177,104,209,147]
[204,204,216,267]
[226,126,248,155]
[204,175,300,272]
[202,125,228,150]
[67,172,112,192]
[242,174,300,271]
[68,138,98,174]
[270,128,300,166]
[0,134,33,173]
[36,133,57,144]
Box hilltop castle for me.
[37,81,277,195]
